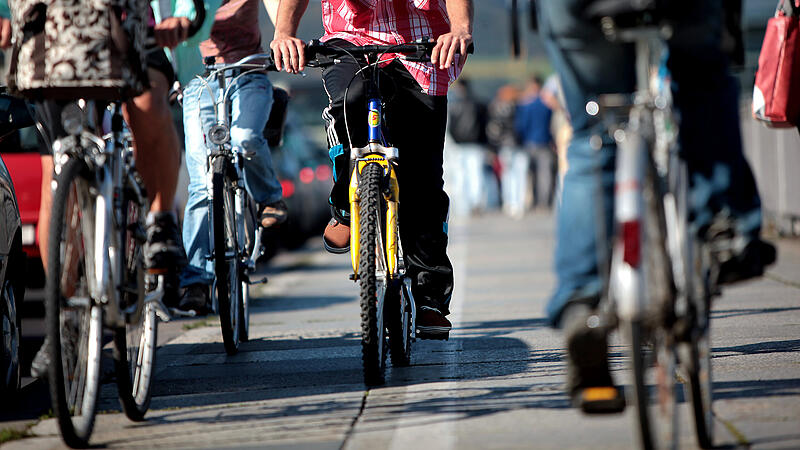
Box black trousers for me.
[321,51,454,315]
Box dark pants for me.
[321,51,454,315]
[537,0,763,326]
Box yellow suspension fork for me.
[349,157,398,277]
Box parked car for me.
[267,112,332,253]
[0,153,25,396]
[0,93,44,288]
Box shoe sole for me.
[417,326,451,340]
[322,237,350,254]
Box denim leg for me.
[537,0,635,327]
[180,78,219,287]
[229,73,283,205]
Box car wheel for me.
[1,242,24,396]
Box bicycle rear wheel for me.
[46,157,103,448]
[212,156,242,355]
[685,252,714,449]
[358,163,388,385]
[239,195,257,342]
[113,191,156,421]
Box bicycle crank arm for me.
[144,276,174,322]
[244,275,268,285]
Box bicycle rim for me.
[113,302,156,422]
[46,158,103,447]
[239,194,255,342]
[359,163,388,385]
[212,157,241,355]
[627,321,679,450]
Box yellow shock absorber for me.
[385,168,400,277]
[349,165,361,274]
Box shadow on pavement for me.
[713,378,800,401]
[712,306,800,320]
[250,294,354,313]
[713,339,800,356]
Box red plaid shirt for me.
[320,0,462,96]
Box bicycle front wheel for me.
[212,157,242,355]
[46,157,103,448]
[358,163,388,385]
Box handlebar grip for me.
[186,0,206,38]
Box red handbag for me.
[753,0,800,128]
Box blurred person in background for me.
[488,84,528,218]
[515,75,555,210]
[446,78,494,216]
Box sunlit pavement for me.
[3,211,799,449]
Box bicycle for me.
[585,5,716,449]
[39,5,205,446]
[189,54,289,355]
[302,39,471,385]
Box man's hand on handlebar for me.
[154,17,191,49]
[270,34,306,74]
[0,17,11,49]
[431,30,472,70]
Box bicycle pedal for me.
[147,267,169,275]
[246,276,268,285]
[577,387,626,415]
[168,307,197,318]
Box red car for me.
[0,94,44,287]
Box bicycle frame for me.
[52,102,169,326]
[199,55,271,306]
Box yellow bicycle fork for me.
[349,156,400,278]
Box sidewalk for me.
[2,212,798,449]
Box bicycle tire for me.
[46,157,103,448]
[239,194,257,343]
[359,163,388,385]
[212,156,241,355]
[685,273,714,449]
[387,279,411,367]
[113,191,156,421]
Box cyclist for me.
[535,0,776,412]
[0,0,216,376]
[270,0,474,337]
[177,0,287,314]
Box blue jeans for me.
[180,72,282,287]
[537,0,763,326]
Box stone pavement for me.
[2,212,799,449]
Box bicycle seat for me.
[584,0,663,27]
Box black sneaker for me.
[144,212,188,273]
[562,303,625,414]
[717,238,777,285]
[416,306,451,339]
[178,283,210,315]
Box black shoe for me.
[144,212,188,273]
[178,284,210,315]
[717,238,777,285]
[416,306,452,339]
[562,304,625,414]
[30,340,50,379]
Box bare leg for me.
[123,68,180,213]
[38,155,53,272]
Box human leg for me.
[123,68,186,271]
[228,73,285,227]
[383,62,454,319]
[532,145,555,209]
[666,0,774,281]
[320,51,369,251]
[179,78,219,290]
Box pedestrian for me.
[515,75,555,210]
[446,78,495,216]
[488,84,528,218]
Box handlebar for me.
[303,38,474,65]
[145,0,206,48]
